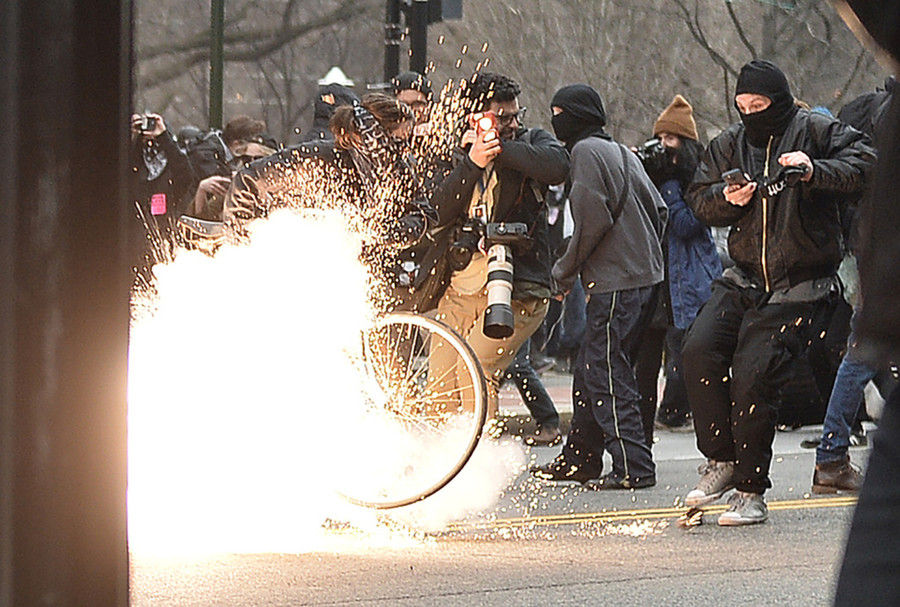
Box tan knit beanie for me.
[653,94,698,141]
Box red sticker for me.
[150,193,167,215]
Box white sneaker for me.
[718,491,768,526]
[685,459,735,507]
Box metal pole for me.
[209,0,225,129]
[0,0,131,605]
[409,0,428,74]
[384,0,402,82]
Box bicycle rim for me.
[339,312,488,509]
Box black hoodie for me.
[550,84,610,150]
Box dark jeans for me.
[834,385,900,606]
[561,286,656,482]
[682,278,832,494]
[634,323,665,446]
[503,338,560,428]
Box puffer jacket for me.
[687,109,875,292]
[658,178,722,329]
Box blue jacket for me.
[660,179,722,329]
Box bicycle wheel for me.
[339,312,488,509]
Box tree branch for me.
[725,1,757,59]
[671,0,739,79]
[138,0,366,90]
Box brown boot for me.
[812,456,863,494]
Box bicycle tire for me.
[339,312,488,510]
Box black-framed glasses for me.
[496,107,526,126]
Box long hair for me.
[329,93,414,150]
[672,137,704,190]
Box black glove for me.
[763,164,809,197]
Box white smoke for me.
[127,209,524,555]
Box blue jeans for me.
[817,338,877,464]
[503,338,560,428]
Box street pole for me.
[409,0,429,75]
[209,0,225,129]
[384,0,402,83]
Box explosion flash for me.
[127,208,525,555]
[127,65,583,555]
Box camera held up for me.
[140,114,158,133]
[634,137,673,184]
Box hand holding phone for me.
[721,169,756,207]
[721,168,750,187]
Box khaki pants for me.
[429,285,548,419]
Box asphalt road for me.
[130,423,868,606]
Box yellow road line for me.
[445,496,857,532]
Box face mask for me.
[551,112,582,144]
[738,98,797,148]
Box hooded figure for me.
[734,60,798,148]
[549,84,609,149]
[308,83,360,142]
[532,83,666,491]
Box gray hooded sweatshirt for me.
[552,136,667,294]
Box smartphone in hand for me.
[721,168,750,187]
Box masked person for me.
[424,72,569,421]
[224,93,435,312]
[531,84,667,490]
[681,60,875,526]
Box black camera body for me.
[447,218,485,272]
[484,221,528,246]
[634,138,665,165]
[140,114,158,132]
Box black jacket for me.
[687,109,875,292]
[424,127,569,295]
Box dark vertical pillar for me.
[384,0,402,82]
[409,0,429,75]
[0,0,131,605]
[209,0,225,130]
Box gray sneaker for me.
[718,491,768,526]
[685,459,735,507]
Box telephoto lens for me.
[483,243,515,338]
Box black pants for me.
[834,385,900,606]
[682,278,830,494]
[562,286,656,482]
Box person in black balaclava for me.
[679,60,875,526]
[530,84,667,490]
[734,60,799,148]
[548,84,609,149]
